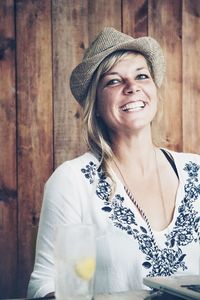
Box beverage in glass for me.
[54,224,96,300]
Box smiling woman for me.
[96,53,158,136]
[27,27,200,298]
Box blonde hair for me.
[82,50,154,183]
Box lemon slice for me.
[75,257,96,280]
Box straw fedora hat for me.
[70,27,165,105]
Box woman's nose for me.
[123,80,140,95]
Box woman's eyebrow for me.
[104,67,147,76]
[99,72,120,82]
[101,66,147,80]
[136,67,146,71]
[102,71,120,78]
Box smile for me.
[121,100,146,112]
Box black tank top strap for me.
[160,148,179,179]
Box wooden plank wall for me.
[0,0,17,297]
[16,1,53,297]
[0,0,200,298]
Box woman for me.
[27,27,200,297]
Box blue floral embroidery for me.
[166,162,200,248]
[184,162,200,180]
[81,162,97,184]
[109,194,137,228]
[81,160,200,277]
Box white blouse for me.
[27,149,200,298]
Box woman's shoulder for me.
[162,148,200,170]
[57,151,99,171]
[46,151,100,185]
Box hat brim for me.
[70,36,165,105]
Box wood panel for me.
[52,0,89,167]
[122,0,148,37]
[88,0,121,42]
[16,0,53,296]
[182,0,200,154]
[0,0,17,298]
[148,0,182,151]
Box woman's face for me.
[96,53,158,137]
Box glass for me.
[54,224,96,300]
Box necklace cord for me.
[113,148,169,232]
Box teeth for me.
[121,101,146,112]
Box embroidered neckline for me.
[112,147,172,235]
[81,159,200,277]
[124,185,159,245]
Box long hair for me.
[82,50,154,186]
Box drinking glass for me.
[54,224,96,300]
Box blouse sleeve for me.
[27,162,83,298]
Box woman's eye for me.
[136,74,149,80]
[106,79,121,86]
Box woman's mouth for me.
[121,100,146,112]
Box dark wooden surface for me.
[1,0,200,298]
[16,0,53,297]
[0,0,17,297]
[182,0,200,153]
[149,0,182,151]
[52,0,88,166]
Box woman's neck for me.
[111,130,156,177]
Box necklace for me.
[113,147,168,232]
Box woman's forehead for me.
[106,53,149,72]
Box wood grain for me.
[16,0,53,296]
[0,0,17,298]
[122,0,148,37]
[52,0,89,167]
[148,0,182,151]
[182,0,200,154]
[88,0,121,42]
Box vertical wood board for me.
[16,0,53,296]
[0,0,17,297]
[88,0,121,42]
[149,0,182,151]
[52,0,89,167]
[182,0,200,154]
[122,0,148,37]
